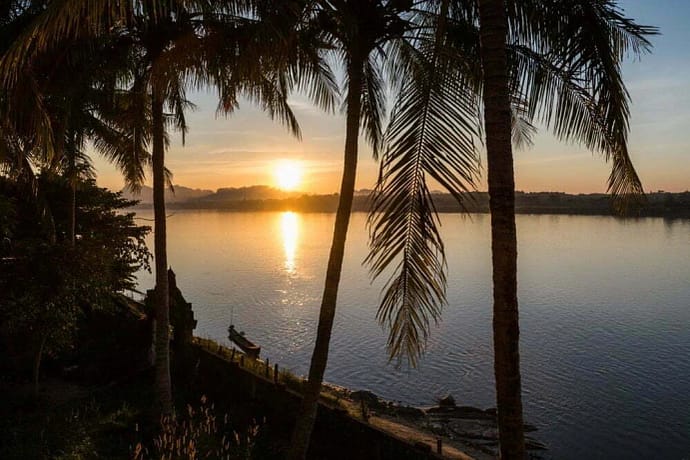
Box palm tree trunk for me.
[67,148,76,247]
[477,0,526,458]
[287,53,363,460]
[33,332,48,398]
[151,87,173,414]
[69,178,76,247]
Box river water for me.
[135,210,690,459]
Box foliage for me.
[0,374,153,460]
[0,372,255,460]
[0,0,339,414]
[41,175,152,289]
[0,175,151,376]
[366,0,656,365]
[133,396,260,460]
[0,193,15,246]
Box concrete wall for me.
[185,340,445,460]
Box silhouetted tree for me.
[288,1,411,458]
[0,176,150,396]
[369,0,656,457]
[0,0,334,413]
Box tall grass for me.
[132,395,259,460]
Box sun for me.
[274,160,303,191]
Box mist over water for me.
[136,211,690,459]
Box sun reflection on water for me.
[280,211,299,274]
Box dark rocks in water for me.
[348,391,546,457]
[427,405,494,420]
[456,406,489,418]
[428,413,547,456]
[394,405,426,419]
[437,416,495,438]
[439,394,456,407]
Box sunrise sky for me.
[93,0,690,194]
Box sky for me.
[92,0,690,195]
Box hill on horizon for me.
[196,185,304,202]
[124,185,690,218]
[120,185,214,203]
[121,184,316,204]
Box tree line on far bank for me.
[0,1,655,459]
[132,188,690,217]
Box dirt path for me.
[369,415,479,459]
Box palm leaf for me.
[509,0,657,211]
[360,53,386,158]
[367,5,480,366]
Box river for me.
[134,210,690,459]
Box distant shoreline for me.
[129,190,690,219]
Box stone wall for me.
[186,340,446,460]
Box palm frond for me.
[92,82,152,191]
[164,166,174,192]
[241,69,302,139]
[289,29,339,113]
[510,0,656,211]
[367,7,481,366]
[0,0,133,87]
[510,96,536,150]
[360,54,386,158]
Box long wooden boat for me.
[227,325,261,358]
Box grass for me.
[132,395,260,460]
[0,371,273,460]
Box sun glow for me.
[274,160,303,190]
[280,212,299,274]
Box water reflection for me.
[280,212,299,274]
[136,211,690,459]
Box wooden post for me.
[240,355,244,367]
[360,399,369,422]
[265,358,270,378]
[436,438,442,454]
[274,364,279,384]
[231,348,236,362]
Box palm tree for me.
[476,0,525,455]
[0,3,166,402]
[43,56,133,246]
[0,1,59,241]
[368,0,655,457]
[109,3,301,413]
[288,1,413,458]
[1,0,335,413]
[126,2,334,413]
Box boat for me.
[227,325,261,358]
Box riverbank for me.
[192,336,546,459]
